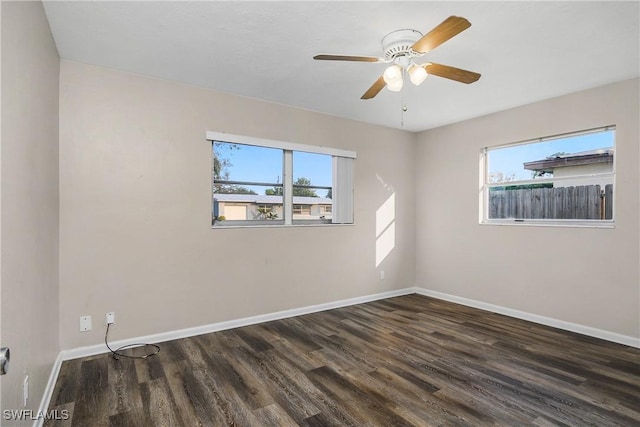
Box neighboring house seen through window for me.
[208,132,355,227]
[481,126,615,226]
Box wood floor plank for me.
[133,350,165,383]
[262,318,325,353]
[237,349,321,422]
[70,357,109,427]
[155,339,187,365]
[164,360,226,426]
[234,326,276,353]
[140,377,182,426]
[306,365,413,426]
[108,356,143,418]
[253,403,299,426]
[191,368,259,426]
[195,336,273,411]
[42,402,74,427]
[46,294,640,426]
[47,358,82,407]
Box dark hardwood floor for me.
[45,294,640,426]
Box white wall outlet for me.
[379,270,385,280]
[106,312,115,325]
[79,315,92,332]
[23,374,29,407]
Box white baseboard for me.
[415,288,640,348]
[34,352,64,427]
[59,287,418,362]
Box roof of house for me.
[213,194,332,205]
[523,148,614,172]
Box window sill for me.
[480,220,615,229]
[211,223,354,229]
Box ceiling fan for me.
[314,16,481,99]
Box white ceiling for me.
[43,1,639,132]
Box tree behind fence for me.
[489,184,613,220]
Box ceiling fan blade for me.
[425,63,481,84]
[314,54,381,62]
[361,76,386,99]
[411,16,471,54]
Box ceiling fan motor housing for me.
[382,29,423,60]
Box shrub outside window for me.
[480,126,615,227]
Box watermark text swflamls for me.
[3,409,70,421]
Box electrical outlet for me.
[106,312,115,325]
[80,315,92,332]
[379,270,385,280]
[23,374,29,407]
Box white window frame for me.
[480,126,616,228]
[208,131,356,228]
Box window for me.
[208,131,355,227]
[320,205,332,214]
[293,205,311,215]
[480,126,615,226]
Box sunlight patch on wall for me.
[376,193,395,267]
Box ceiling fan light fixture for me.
[313,16,480,100]
[387,77,404,92]
[408,63,428,86]
[383,64,403,85]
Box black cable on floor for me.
[105,323,160,360]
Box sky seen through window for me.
[487,129,614,181]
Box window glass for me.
[482,127,615,224]
[292,152,332,221]
[213,142,283,224]
[213,142,282,193]
[487,130,614,183]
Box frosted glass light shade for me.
[387,78,403,92]
[408,64,428,86]
[383,65,402,84]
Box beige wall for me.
[1,0,60,418]
[415,78,639,339]
[59,61,416,349]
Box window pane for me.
[487,129,614,183]
[213,142,283,224]
[213,142,282,190]
[293,152,332,195]
[292,151,332,220]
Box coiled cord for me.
[105,323,160,360]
